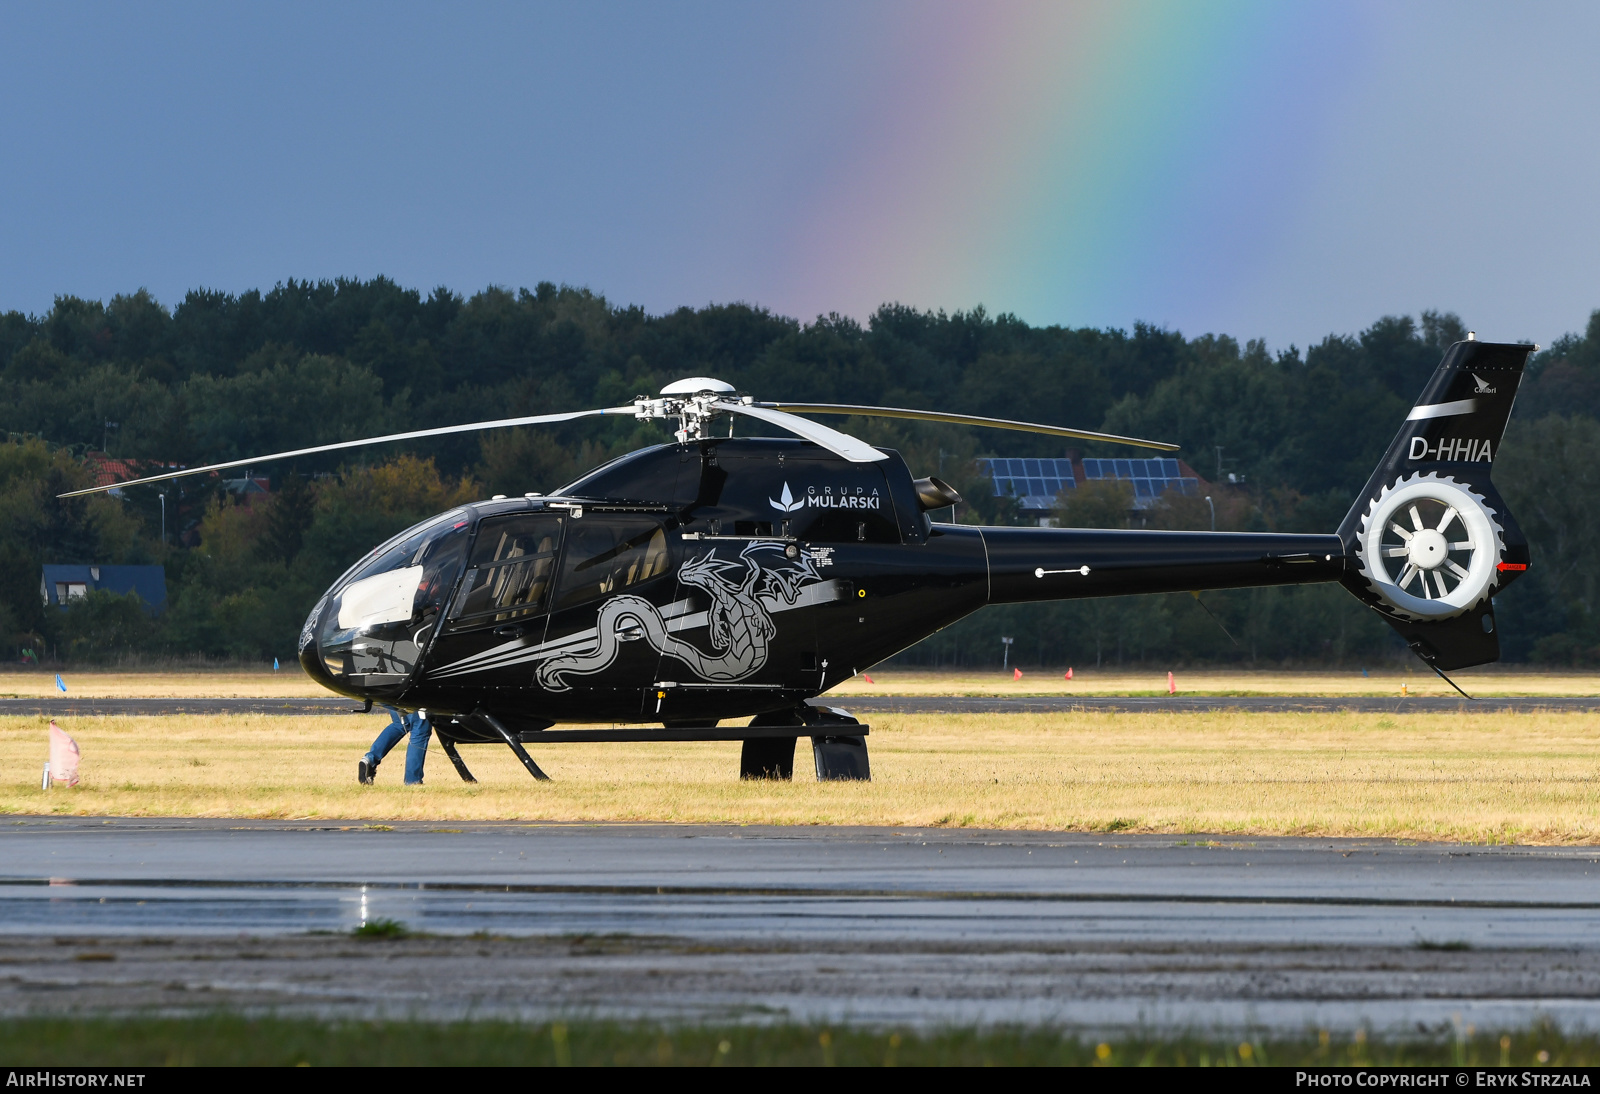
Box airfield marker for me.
[47,721,79,787]
[1013,668,1022,681]
[1167,671,1176,695]
[1065,667,1073,680]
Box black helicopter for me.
[67,338,1533,783]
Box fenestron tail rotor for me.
[59,376,1177,497]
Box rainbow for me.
[788,1,1365,331]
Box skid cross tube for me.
[474,709,551,781]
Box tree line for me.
[5,278,1597,667]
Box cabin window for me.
[447,514,564,628]
[552,517,670,612]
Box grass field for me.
[828,666,1600,697]
[6,708,1598,841]
[6,665,1600,698]
[0,1015,1586,1067]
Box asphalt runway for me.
[3,818,1598,1031]
[6,695,1600,717]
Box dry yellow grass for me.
[0,669,327,698]
[828,666,1600,698]
[7,666,1600,699]
[4,709,1598,842]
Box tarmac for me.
[6,695,1600,716]
[3,817,1599,1032]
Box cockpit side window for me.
[552,517,669,612]
[447,514,565,630]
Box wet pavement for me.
[2,818,1598,1030]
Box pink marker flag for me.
[48,721,80,787]
[1013,668,1022,681]
[863,674,874,684]
[1065,668,1073,680]
[1167,671,1176,695]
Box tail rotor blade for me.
[755,401,1178,451]
[57,405,640,498]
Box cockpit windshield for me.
[318,510,471,682]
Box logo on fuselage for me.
[769,482,806,513]
[771,482,883,512]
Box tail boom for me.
[980,527,1345,604]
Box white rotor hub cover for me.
[1357,473,1504,621]
[660,376,735,396]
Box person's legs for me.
[360,710,409,784]
[403,713,432,785]
[365,717,407,766]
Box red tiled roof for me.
[84,453,190,490]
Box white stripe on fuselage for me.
[1406,398,1477,421]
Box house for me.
[975,454,1210,524]
[40,565,167,613]
[84,452,191,499]
[222,475,272,509]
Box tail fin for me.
[1338,337,1535,670]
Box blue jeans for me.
[364,709,431,785]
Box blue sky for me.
[3,1,1599,351]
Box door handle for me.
[494,625,525,639]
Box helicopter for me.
[65,337,1533,783]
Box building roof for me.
[40,564,167,613]
[84,453,193,497]
[977,455,1207,511]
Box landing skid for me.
[432,706,870,783]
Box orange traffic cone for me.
[1167,671,1176,695]
[1013,667,1022,681]
[1065,667,1073,681]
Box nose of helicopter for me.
[298,508,474,703]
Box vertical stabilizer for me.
[1338,338,1535,669]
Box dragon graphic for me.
[535,541,821,691]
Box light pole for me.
[1000,636,1014,672]
[159,492,166,545]
[1205,495,1214,532]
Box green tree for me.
[1055,480,1133,529]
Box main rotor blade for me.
[57,405,640,497]
[721,402,890,463]
[755,401,1180,452]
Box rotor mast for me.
[640,377,745,443]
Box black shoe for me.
[358,760,376,785]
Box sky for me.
[2,0,1599,351]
